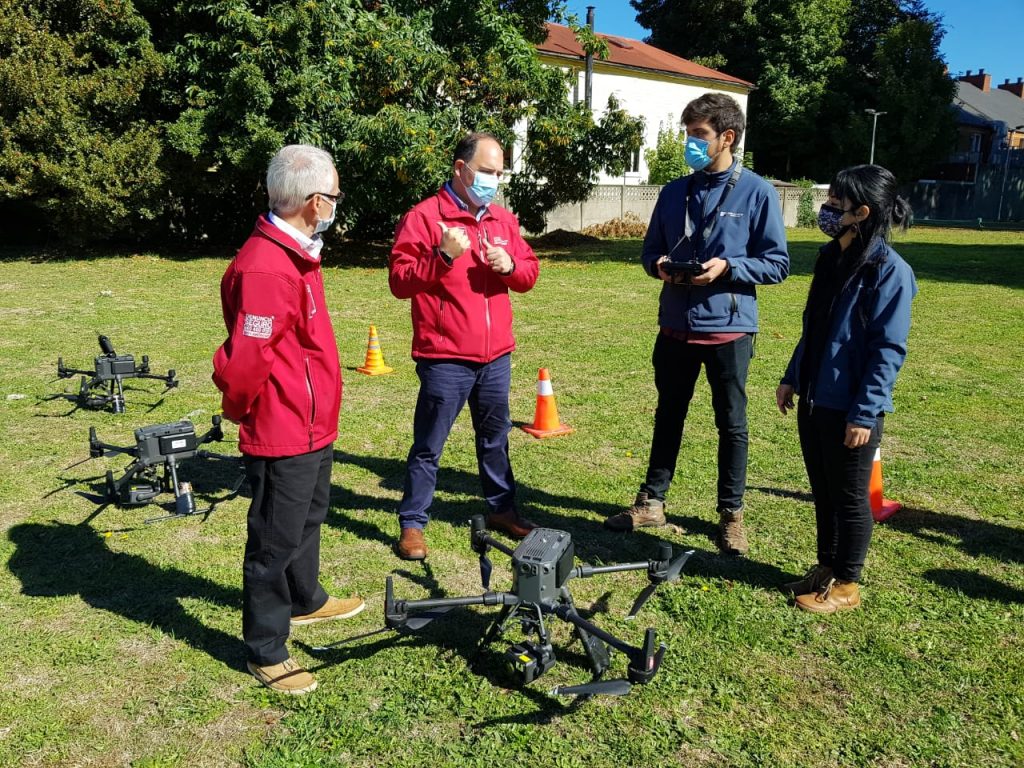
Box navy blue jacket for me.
[782,238,917,427]
[642,162,789,333]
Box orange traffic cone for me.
[356,325,394,375]
[520,368,573,439]
[869,447,901,522]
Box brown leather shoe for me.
[486,506,537,539]
[781,565,833,596]
[396,527,427,560]
[795,578,861,614]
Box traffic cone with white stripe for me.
[520,368,573,439]
[356,325,394,375]
[869,447,901,522]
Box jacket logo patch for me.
[493,236,509,246]
[305,284,317,318]
[720,211,744,218]
[243,313,274,339]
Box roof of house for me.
[954,81,1024,131]
[537,23,754,90]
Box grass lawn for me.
[0,227,1022,767]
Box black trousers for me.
[797,401,882,582]
[642,332,753,511]
[242,444,332,666]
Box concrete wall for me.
[500,183,830,233]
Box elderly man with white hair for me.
[213,144,363,695]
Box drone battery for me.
[96,354,138,378]
[133,420,198,465]
[511,528,575,605]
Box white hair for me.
[266,144,336,215]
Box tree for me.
[144,0,642,241]
[632,0,955,184]
[0,0,164,242]
[643,118,689,184]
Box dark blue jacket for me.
[782,238,917,427]
[642,162,789,333]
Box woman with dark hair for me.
[776,164,917,613]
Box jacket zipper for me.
[304,355,316,449]
[438,298,446,346]
[478,229,492,360]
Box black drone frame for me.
[382,516,693,697]
[55,335,178,413]
[73,415,239,523]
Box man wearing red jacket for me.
[389,132,539,560]
[213,144,364,695]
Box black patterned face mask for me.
[817,203,850,238]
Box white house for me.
[530,22,754,184]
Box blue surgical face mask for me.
[464,165,499,207]
[684,135,714,172]
[314,196,337,235]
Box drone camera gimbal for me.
[382,516,693,697]
[56,335,178,413]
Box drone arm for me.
[550,604,643,658]
[573,561,651,580]
[401,592,521,612]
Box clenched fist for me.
[437,222,470,260]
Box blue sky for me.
[562,0,1024,85]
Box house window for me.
[626,147,641,174]
[969,133,981,153]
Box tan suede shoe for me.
[604,492,667,532]
[795,578,861,614]
[247,658,317,695]
[291,596,366,626]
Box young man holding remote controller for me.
[605,94,789,556]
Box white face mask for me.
[314,196,337,235]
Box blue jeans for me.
[642,332,753,511]
[398,354,516,529]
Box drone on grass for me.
[65,415,243,523]
[51,335,177,413]
[319,517,693,698]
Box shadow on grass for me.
[923,568,1024,604]
[7,522,242,670]
[885,506,1024,566]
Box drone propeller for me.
[626,584,658,621]
[405,606,455,631]
[479,552,493,590]
[551,678,632,697]
[626,548,695,620]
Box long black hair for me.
[830,164,913,246]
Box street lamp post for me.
[865,109,887,165]
[997,124,1024,222]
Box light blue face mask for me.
[464,165,499,207]
[314,196,337,235]
[684,136,714,172]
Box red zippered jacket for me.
[213,215,342,457]
[389,188,539,362]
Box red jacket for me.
[389,188,539,362]
[213,215,342,457]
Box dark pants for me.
[398,354,515,529]
[242,444,332,666]
[797,401,882,582]
[642,332,752,511]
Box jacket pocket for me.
[304,354,317,442]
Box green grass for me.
[1,227,1022,767]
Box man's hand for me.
[437,222,470,260]
[689,257,729,286]
[776,384,795,415]
[844,423,872,449]
[482,236,513,274]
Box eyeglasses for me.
[306,191,345,203]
